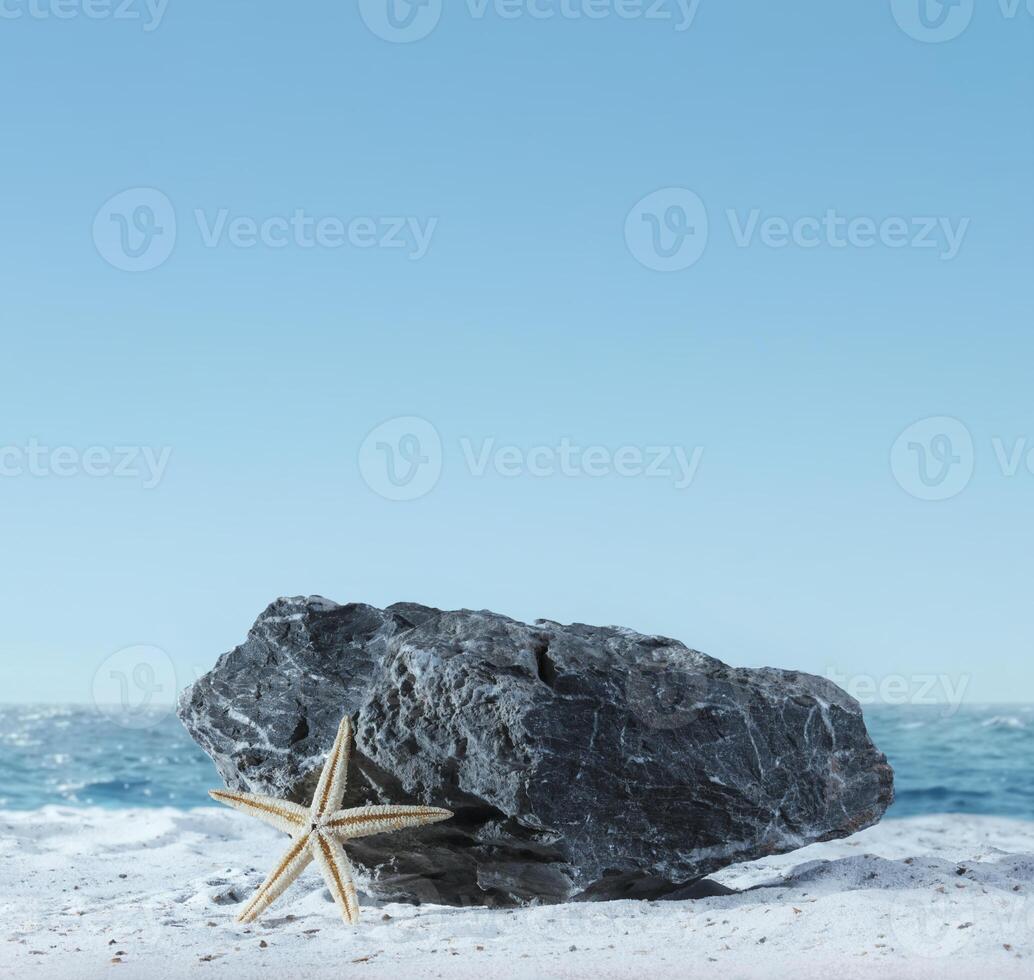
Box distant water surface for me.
[865,703,1033,820]
[0,703,1031,819]
[0,704,214,809]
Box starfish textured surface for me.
[209,714,452,925]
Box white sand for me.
[1,808,1031,980]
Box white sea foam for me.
[981,715,1028,730]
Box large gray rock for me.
[178,597,893,906]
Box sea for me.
[0,703,1031,820]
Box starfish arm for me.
[310,714,354,819]
[209,790,308,835]
[326,804,453,841]
[236,834,314,924]
[310,832,361,925]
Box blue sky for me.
[1,1,1032,706]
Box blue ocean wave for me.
[0,703,1030,820]
[865,704,1033,820]
[0,705,214,809]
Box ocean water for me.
[0,704,215,810]
[0,703,1031,819]
[865,703,1034,820]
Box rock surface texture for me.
[178,597,894,906]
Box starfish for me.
[209,714,452,925]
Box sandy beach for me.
[1,807,1030,979]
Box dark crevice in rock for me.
[447,801,510,829]
[532,635,558,689]
[659,878,738,900]
[288,716,309,745]
[576,873,704,902]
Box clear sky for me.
[1,1,1032,707]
